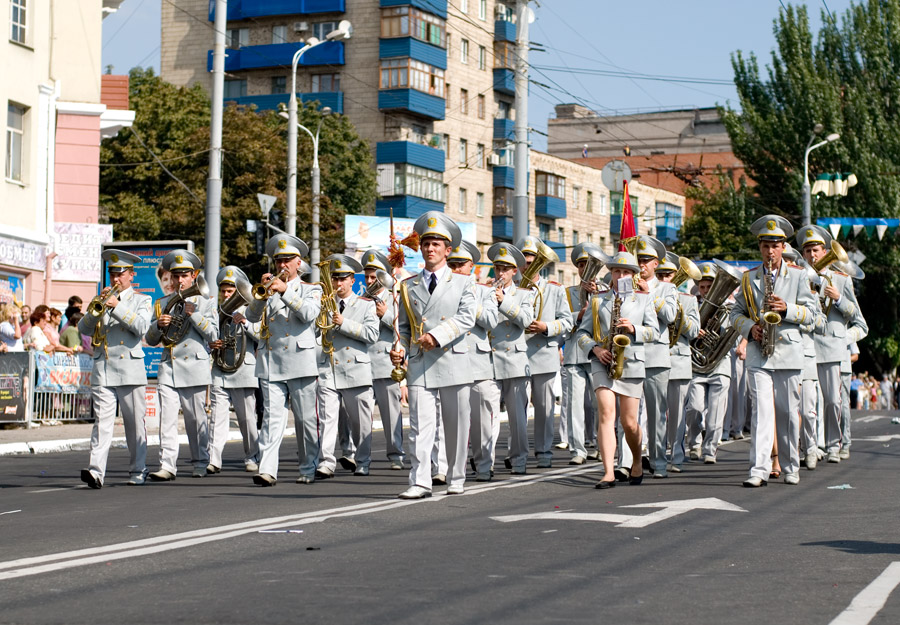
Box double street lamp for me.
[802,123,840,226]
[285,20,352,282]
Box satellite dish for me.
[601,160,632,192]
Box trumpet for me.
[252,270,288,300]
[87,284,121,318]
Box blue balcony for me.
[376,196,444,220]
[493,118,515,141]
[378,89,445,120]
[210,42,344,72]
[544,240,566,259]
[380,0,447,19]
[535,196,566,220]
[492,215,513,241]
[493,68,515,95]
[376,142,445,172]
[224,92,343,113]
[609,214,637,236]
[494,20,516,42]
[210,0,345,21]
[656,225,679,245]
[493,166,514,189]
[379,38,447,70]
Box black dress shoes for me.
[595,479,616,489]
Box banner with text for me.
[34,353,92,393]
[0,352,31,422]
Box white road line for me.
[0,510,21,516]
[28,486,83,494]
[0,463,600,581]
[829,561,900,625]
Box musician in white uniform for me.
[732,216,818,487]
[575,251,660,488]
[207,266,260,474]
[146,250,219,480]
[79,249,151,488]
[316,254,379,477]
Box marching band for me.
[80,211,868,494]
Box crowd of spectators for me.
[849,372,900,410]
[0,295,90,355]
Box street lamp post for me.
[280,108,331,283]
[285,20,352,250]
[802,124,840,226]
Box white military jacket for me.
[643,277,678,369]
[317,293,379,390]
[467,281,499,383]
[491,285,535,380]
[146,293,219,388]
[669,291,701,381]
[369,288,397,381]
[524,276,573,376]
[812,269,868,364]
[78,287,151,387]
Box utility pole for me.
[512,0,530,244]
[204,0,226,282]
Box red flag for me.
[618,180,637,251]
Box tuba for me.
[519,242,558,323]
[212,275,253,373]
[690,260,743,374]
[316,260,337,355]
[668,257,702,348]
[812,240,849,314]
[161,275,210,346]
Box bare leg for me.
[596,388,618,482]
[619,395,643,478]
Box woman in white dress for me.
[574,252,659,488]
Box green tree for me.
[719,0,900,372]
[100,67,376,277]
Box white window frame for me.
[6,103,25,182]
[476,192,485,216]
[479,0,487,20]
[478,45,486,70]
[460,38,469,64]
[272,24,288,44]
[460,0,469,14]
[227,27,249,49]
[10,0,26,45]
[458,187,467,214]
[459,138,467,165]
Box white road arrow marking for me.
[853,434,900,442]
[491,497,746,528]
[829,561,900,625]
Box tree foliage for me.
[710,0,900,372]
[100,67,376,277]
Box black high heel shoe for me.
[629,473,644,486]
[595,479,616,489]
[614,468,631,482]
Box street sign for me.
[491,497,746,529]
[601,160,632,192]
[257,193,277,217]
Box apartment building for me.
[1,0,134,308]
[160,0,684,278]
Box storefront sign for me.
[52,223,114,282]
[0,236,46,272]
[0,272,25,305]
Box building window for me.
[476,144,485,168]
[494,41,514,69]
[312,21,338,40]
[312,73,340,92]
[538,222,550,240]
[478,46,486,70]
[492,140,511,166]
[497,100,512,120]
[460,88,468,115]
[655,202,683,233]
[558,270,565,284]
[477,94,485,119]
[479,0,487,20]
[445,83,451,107]
[6,103,25,182]
[586,190,593,213]
[460,39,469,64]
[610,191,638,216]
[476,192,485,216]
[536,172,566,199]
[586,233,593,244]
[497,3,515,21]
[227,28,249,49]
[393,164,446,202]
[272,25,288,44]
[460,0,468,14]
[458,187,467,214]
[224,79,247,99]
[573,230,579,245]
[573,186,580,208]
[271,76,286,94]
[10,0,26,44]
[494,188,513,216]
[443,134,450,160]
[598,194,607,215]
[380,7,446,48]
[379,58,445,97]
[459,138,468,164]
[557,227,565,243]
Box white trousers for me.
[373,378,404,460]
[817,362,843,453]
[666,379,691,466]
[502,377,531,470]
[530,371,557,459]
[840,373,851,449]
[726,354,750,436]
[258,376,318,479]
[408,384,470,489]
[88,385,147,482]
[208,385,259,468]
[157,384,208,474]
[318,385,374,471]
[747,367,801,479]
[470,379,500,474]
[799,379,819,455]
[695,375,730,458]
[561,364,594,459]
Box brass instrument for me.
[667,257,702,348]
[620,236,642,289]
[89,285,122,349]
[363,269,395,300]
[606,292,630,380]
[579,249,607,299]
[690,260,743,374]
[316,260,337,356]
[252,270,288,300]
[812,240,849,315]
[760,258,782,358]
[212,275,253,373]
[519,242,558,325]
[161,275,210,347]
[399,279,424,344]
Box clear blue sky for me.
[102,0,855,150]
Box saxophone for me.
[606,292,630,380]
[760,258,782,357]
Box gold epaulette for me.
[154,297,166,318]
[787,262,802,269]
[548,280,562,286]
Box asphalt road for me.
[1,411,899,625]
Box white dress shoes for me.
[742,476,767,488]
[446,484,464,495]
[398,485,432,499]
[149,469,176,482]
[784,473,800,485]
[244,461,259,473]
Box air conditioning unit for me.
[293,21,309,32]
[495,5,506,18]
[488,154,501,166]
